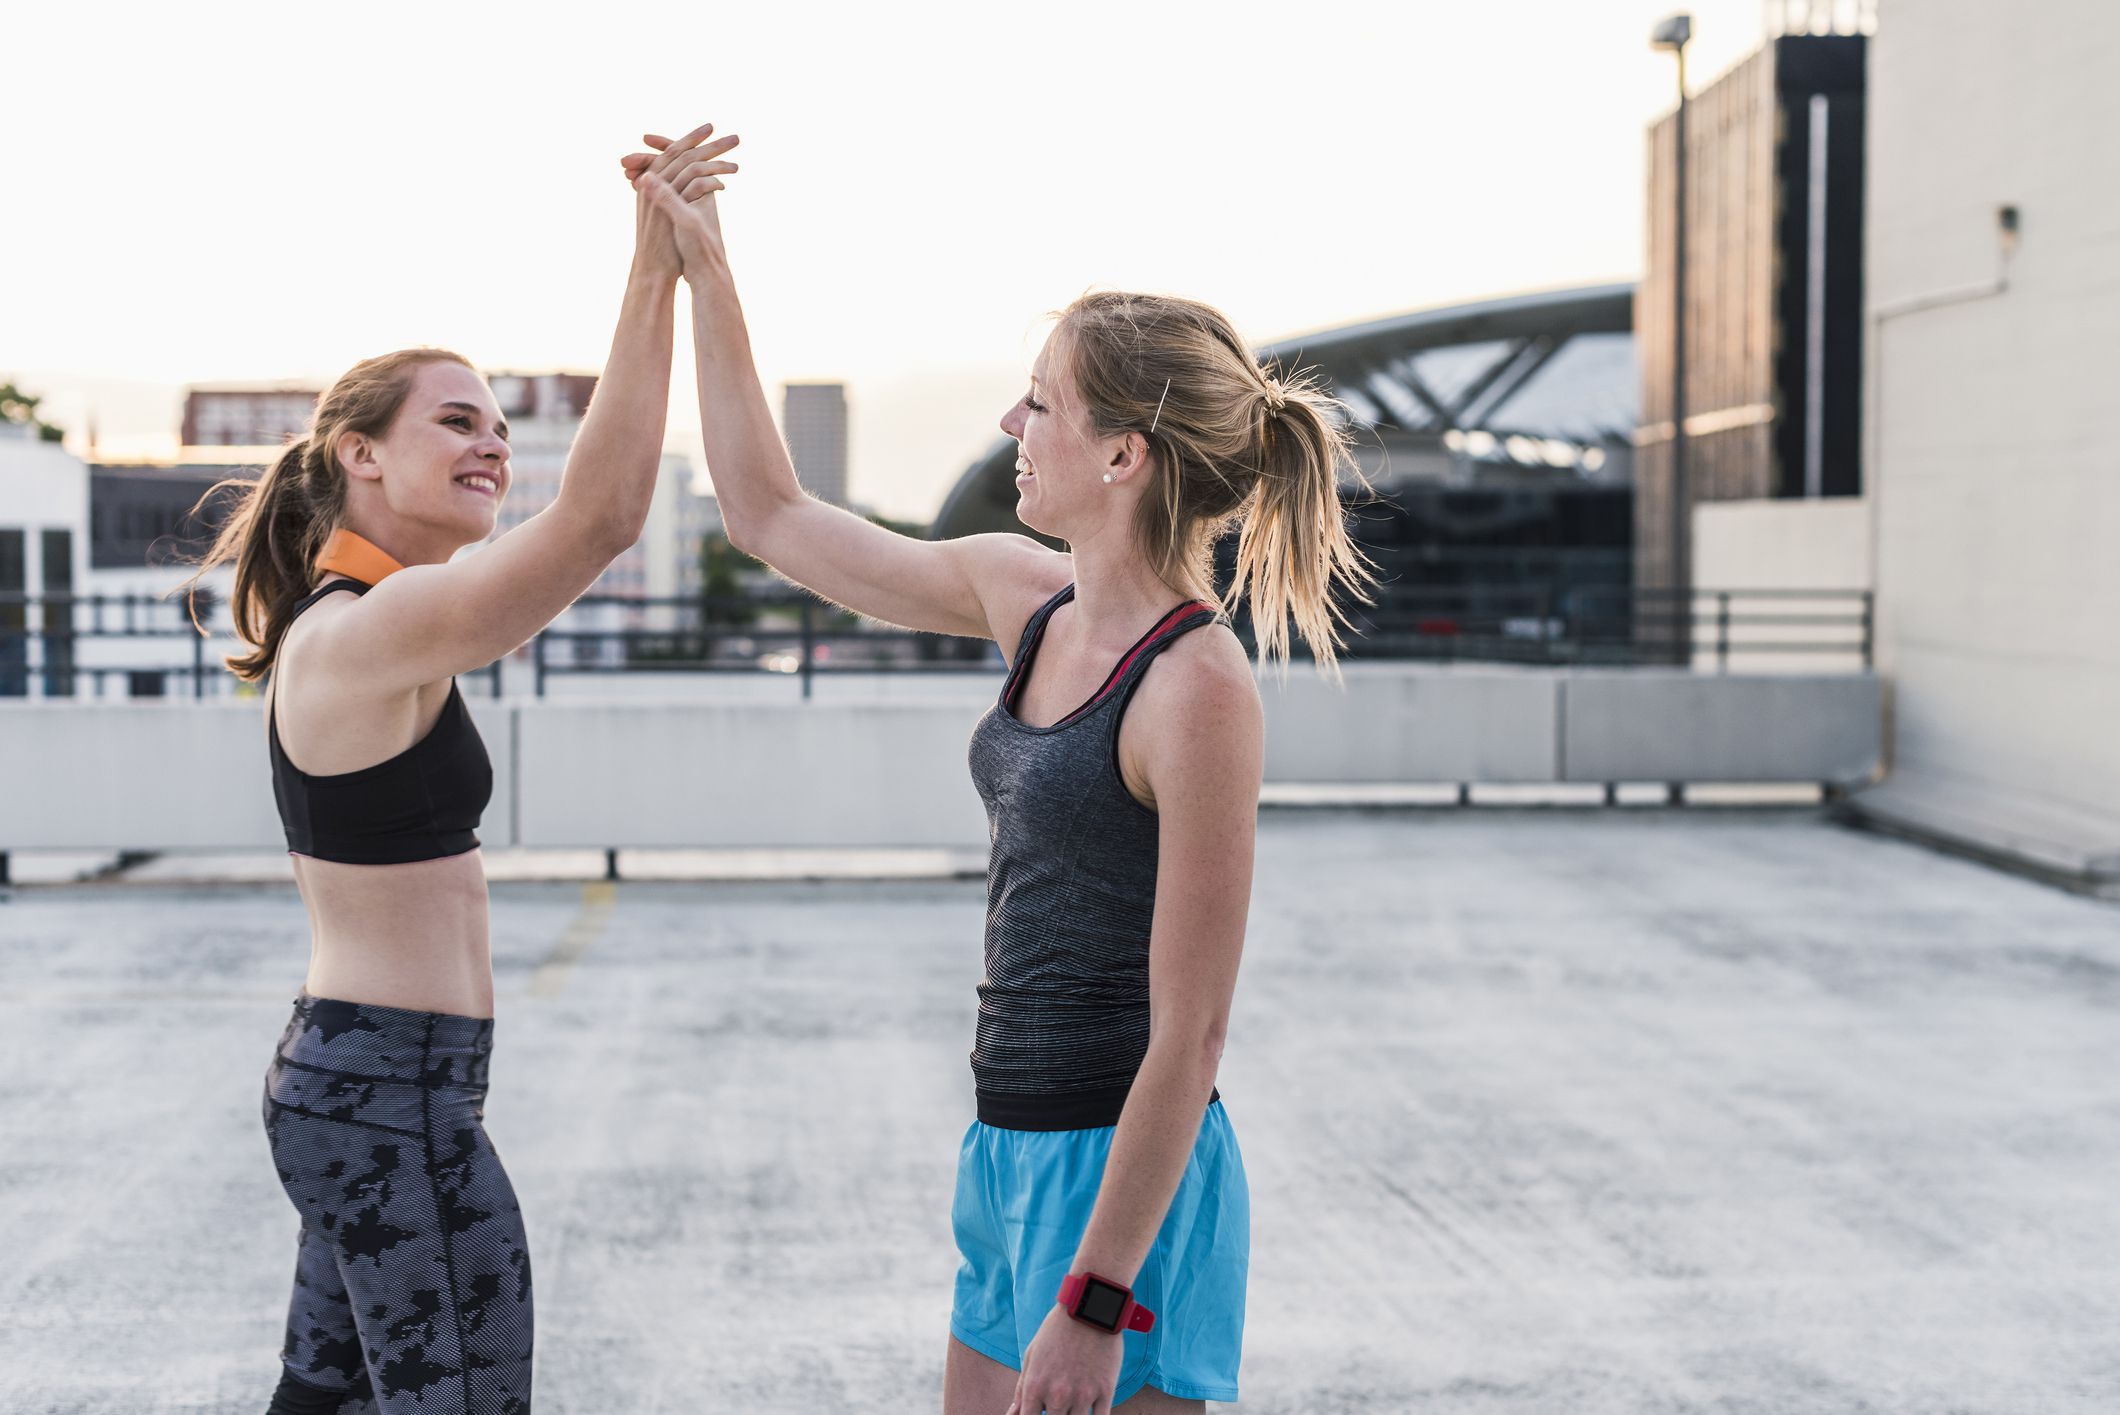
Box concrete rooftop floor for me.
[2,809,2116,1413]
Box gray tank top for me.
[966,583,1222,1130]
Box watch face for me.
[1077,1278,1128,1332]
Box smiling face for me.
[999,329,1129,542]
[339,360,511,549]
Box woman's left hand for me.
[1008,1304,1124,1415]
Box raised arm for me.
[629,153,1065,646]
[325,125,739,690]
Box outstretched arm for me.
[628,147,1066,647]
[326,124,740,689]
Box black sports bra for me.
[268,580,492,864]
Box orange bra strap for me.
[315,529,406,585]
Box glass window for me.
[41,529,74,697]
[0,529,24,697]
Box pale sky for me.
[5,0,1782,521]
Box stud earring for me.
[1102,473,1115,484]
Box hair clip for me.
[1148,378,1172,435]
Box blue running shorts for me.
[949,1100,1248,1404]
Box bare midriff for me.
[293,851,495,1019]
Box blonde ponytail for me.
[1058,291,1376,673]
[1231,376,1372,673]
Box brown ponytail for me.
[1057,292,1376,673]
[185,348,472,680]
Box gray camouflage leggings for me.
[263,994,532,1414]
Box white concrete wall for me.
[0,697,517,850]
[1260,664,1561,782]
[1863,0,2120,863]
[514,701,987,848]
[1690,498,1874,672]
[0,668,1882,852]
[1693,499,1871,591]
[1561,672,1881,785]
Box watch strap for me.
[1057,1271,1157,1334]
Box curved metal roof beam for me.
[1463,336,1572,428]
[929,282,1636,541]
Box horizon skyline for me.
[15,270,1636,512]
[6,0,1804,520]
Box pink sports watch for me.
[1057,1271,1156,1334]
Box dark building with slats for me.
[1635,35,1868,630]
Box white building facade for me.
[485,373,710,669]
[0,424,90,697]
[1855,0,2120,874]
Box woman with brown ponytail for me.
[629,147,1371,1411]
[194,124,738,1415]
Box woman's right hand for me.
[624,123,740,280]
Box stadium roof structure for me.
[933,282,1637,540]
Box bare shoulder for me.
[280,577,436,701]
[1116,622,1262,812]
[276,585,364,676]
[1131,622,1265,743]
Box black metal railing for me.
[0,585,1872,701]
[522,586,1873,694]
[1345,585,1873,670]
[0,591,505,701]
[525,594,990,700]
[0,590,228,699]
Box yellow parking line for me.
[529,881,616,998]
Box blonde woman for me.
[630,144,1369,1413]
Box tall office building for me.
[781,382,848,506]
[1635,33,1867,632]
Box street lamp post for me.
[1653,12,1692,663]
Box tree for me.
[0,382,65,443]
[699,532,760,628]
